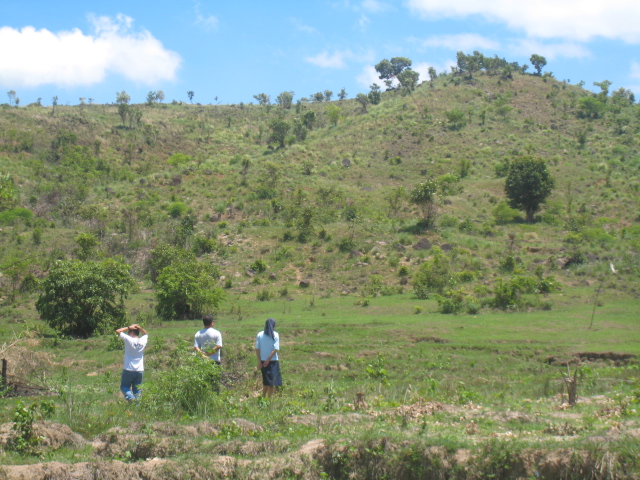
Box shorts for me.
[260,360,282,387]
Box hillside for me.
[1,59,640,479]
[1,65,638,312]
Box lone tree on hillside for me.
[530,54,547,76]
[409,179,439,229]
[504,156,555,222]
[36,259,136,337]
[187,91,195,103]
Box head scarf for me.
[264,318,276,340]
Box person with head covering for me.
[114,323,148,401]
[255,318,282,397]
[194,314,223,365]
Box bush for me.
[167,202,187,218]
[144,347,222,414]
[155,261,223,320]
[192,236,217,256]
[147,244,196,284]
[0,208,33,226]
[250,259,267,273]
[36,259,136,337]
[493,201,519,224]
[413,248,455,299]
[338,237,356,252]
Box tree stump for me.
[561,365,579,406]
[355,392,367,410]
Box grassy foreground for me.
[1,290,639,479]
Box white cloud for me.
[508,39,591,60]
[358,14,371,31]
[407,0,640,43]
[306,50,353,69]
[361,0,392,13]
[413,60,455,80]
[291,17,317,35]
[420,33,500,51]
[356,65,386,88]
[194,3,218,30]
[631,61,640,81]
[0,14,181,88]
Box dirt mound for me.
[546,351,637,366]
[0,422,84,450]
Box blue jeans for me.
[120,369,143,401]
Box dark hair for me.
[203,314,214,327]
[129,327,140,336]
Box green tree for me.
[445,109,466,129]
[146,91,157,105]
[325,104,342,126]
[324,90,333,102]
[428,67,437,87]
[116,90,130,104]
[276,91,294,109]
[409,180,439,229]
[253,93,270,106]
[155,261,223,320]
[375,57,412,83]
[355,93,369,113]
[505,156,555,223]
[577,97,606,119]
[147,244,196,284]
[117,103,129,125]
[413,247,454,299]
[397,68,419,94]
[368,83,382,105]
[74,233,99,260]
[7,90,17,106]
[268,116,291,148]
[530,54,547,75]
[187,91,195,103]
[36,259,136,337]
[338,88,348,100]
[0,173,18,211]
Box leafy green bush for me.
[146,244,196,283]
[0,207,33,226]
[413,248,455,299]
[493,201,519,224]
[250,259,267,273]
[36,259,136,337]
[338,237,356,252]
[155,261,223,320]
[167,201,187,218]
[192,236,217,256]
[166,153,193,166]
[144,347,222,414]
[435,290,466,314]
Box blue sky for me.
[1,0,640,106]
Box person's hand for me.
[263,359,270,367]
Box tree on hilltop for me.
[375,56,419,94]
[530,54,547,76]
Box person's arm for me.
[115,326,129,335]
[132,324,147,336]
[255,348,262,368]
[262,349,277,367]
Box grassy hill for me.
[1,61,640,478]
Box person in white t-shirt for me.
[115,323,148,401]
[194,315,223,365]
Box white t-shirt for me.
[120,332,148,372]
[194,327,223,361]
[255,331,279,361]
